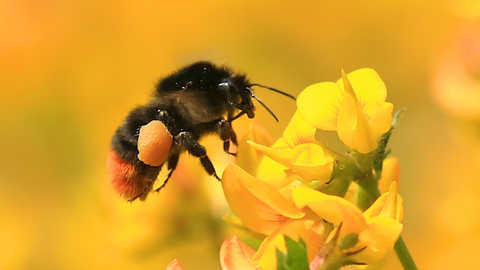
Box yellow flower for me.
[296,69,394,154]
[353,182,403,264]
[220,70,404,268]
[221,161,403,268]
[293,182,403,266]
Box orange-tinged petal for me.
[297,82,343,131]
[236,121,275,176]
[249,141,334,183]
[352,216,403,264]
[166,259,185,270]
[221,164,304,234]
[433,54,480,117]
[337,92,377,153]
[292,187,368,233]
[283,111,318,148]
[220,236,256,270]
[336,68,387,107]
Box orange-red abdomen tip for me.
[137,120,173,166]
[107,150,153,200]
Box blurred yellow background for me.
[1,0,479,269]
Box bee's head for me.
[239,89,256,119]
[219,75,256,119]
[220,73,296,122]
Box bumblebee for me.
[107,61,295,201]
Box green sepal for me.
[276,236,309,270]
[338,233,359,250]
[374,108,403,174]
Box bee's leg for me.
[176,131,220,180]
[199,156,220,180]
[217,119,237,156]
[229,110,246,122]
[154,153,179,192]
[227,112,243,145]
[229,121,238,146]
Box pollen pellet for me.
[137,120,172,166]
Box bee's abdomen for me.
[107,150,161,201]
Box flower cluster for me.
[168,69,409,269]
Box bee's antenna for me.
[249,91,279,122]
[249,83,296,100]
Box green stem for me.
[356,176,381,211]
[394,236,418,270]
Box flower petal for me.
[292,187,368,234]
[380,182,403,221]
[166,259,185,270]
[256,139,297,189]
[363,101,394,140]
[236,121,275,176]
[352,216,403,264]
[283,111,318,148]
[249,141,334,183]
[341,183,403,263]
[363,182,403,222]
[253,233,285,270]
[221,164,304,234]
[297,82,343,130]
[337,91,377,153]
[252,219,309,270]
[336,68,387,107]
[377,157,400,194]
[220,236,256,270]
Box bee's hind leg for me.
[154,153,180,192]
